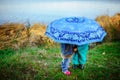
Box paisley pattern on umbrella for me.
[45,17,106,45]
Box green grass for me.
[0,42,120,80]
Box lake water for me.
[0,0,120,25]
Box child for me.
[72,44,89,70]
[60,43,73,75]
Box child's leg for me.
[72,53,79,65]
[72,53,79,69]
[61,58,70,72]
[77,44,89,65]
[66,58,70,68]
[61,57,71,75]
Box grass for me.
[0,42,120,80]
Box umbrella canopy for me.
[45,17,106,45]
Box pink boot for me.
[63,70,71,75]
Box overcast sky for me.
[0,0,120,24]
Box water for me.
[0,0,120,25]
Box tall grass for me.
[96,13,120,42]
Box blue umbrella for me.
[45,17,106,45]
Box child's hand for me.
[73,48,77,53]
[73,48,77,52]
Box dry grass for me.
[0,13,120,49]
[0,23,53,50]
[96,13,120,41]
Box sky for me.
[0,0,120,24]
